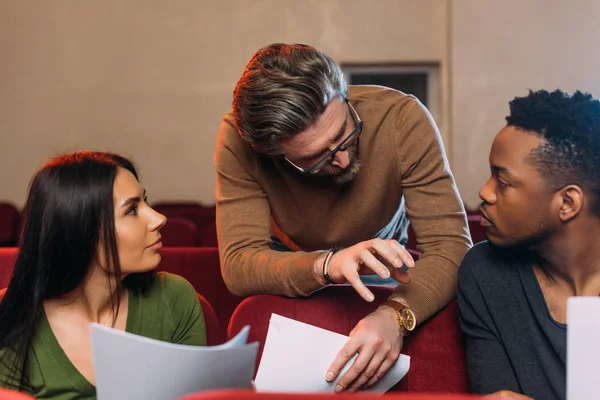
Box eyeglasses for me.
[282,100,363,175]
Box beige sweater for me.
[214,85,472,324]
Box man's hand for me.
[314,239,415,302]
[325,306,402,392]
[485,390,534,399]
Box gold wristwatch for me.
[381,299,416,336]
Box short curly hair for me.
[506,89,600,214]
[232,43,348,156]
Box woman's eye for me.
[126,206,138,216]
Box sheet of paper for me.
[567,297,600,400]
[255,314,410,394]
[91,324,258,400]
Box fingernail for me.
[382,268,390,278]
[326,371,334,381]
[394,258,402,267]
[408,258,415,267]
[366,294,374,302]
[335,385,344,393]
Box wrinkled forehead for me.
[279,98,347,157]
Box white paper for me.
[255,314,410,394]
[91,324,258,400]
[567,297,600,400]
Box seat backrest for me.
[0,388,37,399]
[152,203,217,247]
[399,301,468,392]
[227,286,394,378]
[195,292,220,346]
[467,215,486,245]
[0,248,18,288]
[157,247,243,343]
[178,389,480,400]
[161,217,202,247]
[0,203,20,246]
[227,287,467,393]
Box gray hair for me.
[232,43,348,155]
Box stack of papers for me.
[91,324,258,400]
[255,314,410,394]
[91,313,411,399]
[567,297,600,400]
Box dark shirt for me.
[458,242,566,400]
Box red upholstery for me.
[179,390,480,400]
[467,215,486,245]
[0,388,36,399]
[161,217,202,247]
[195,292,220,346]
[0,248,17,288]
[227,287,467,393]
[157,247,243,343]
[153,203,217,247]
[0,203,20,246]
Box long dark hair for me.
[0,151,155,390]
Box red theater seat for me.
[157,247,243,343]
[152,203,217,247]
[161,217,202,247]
[179,390,480,400]
[0,248,17,288]
[467,215,486,245]
[0,388,37,399]
[227,287,467,393]
[195,292,220,346]
[0,203,20,246]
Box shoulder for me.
[349,85,426,123]
[349,85,419,116]
[459,241,523,292]
[214,110,258,173]
[148,272,198,304]
[216,111,247,150]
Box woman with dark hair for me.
[0,151,206,399]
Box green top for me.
[2,272,206,399]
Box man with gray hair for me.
[214,43,471,392]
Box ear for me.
[556,185,584,222]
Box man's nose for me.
[331,150,350,169]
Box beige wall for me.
[0,0,449,208]
[451,0,600,208]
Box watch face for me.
[401,309,416,331]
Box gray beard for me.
[317,154,361,185]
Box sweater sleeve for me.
[214,117,324,298]
[457,252,522,394]
[164,274,207,346]
[393,97,472,323]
